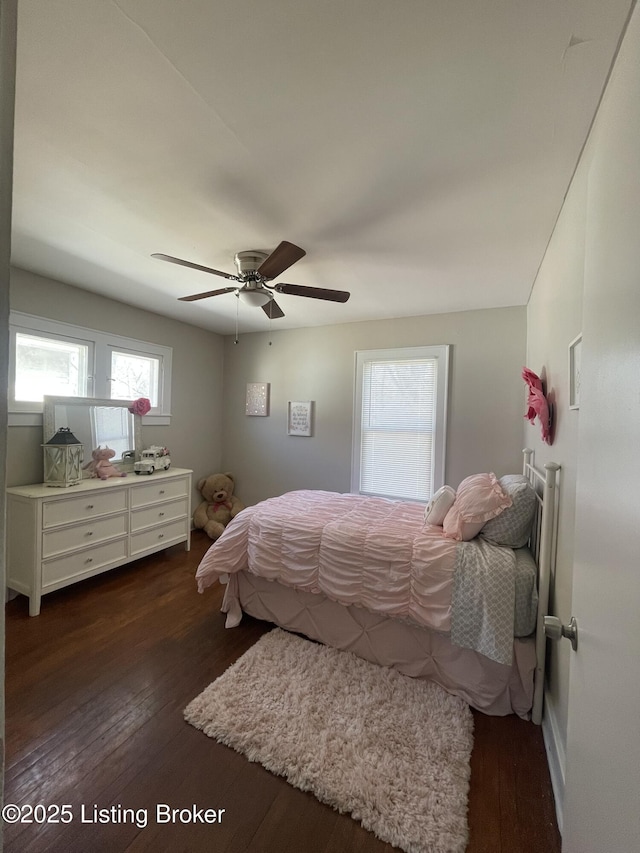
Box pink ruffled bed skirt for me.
[222,572,536,718]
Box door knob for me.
[543,615,578,651]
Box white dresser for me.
[6,467,192,616]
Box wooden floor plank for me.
[4,530,561,853]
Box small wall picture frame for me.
[287,401,313,436]
[246,382,270,416]
[569,334,582,410]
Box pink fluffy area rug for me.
[184,628,474,853]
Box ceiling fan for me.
[152,240,350,319]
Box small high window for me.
[9,312,172,424]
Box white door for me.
[562,8,640,852]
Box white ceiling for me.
[11,0,633,335]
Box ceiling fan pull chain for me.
[234,292,239,345]
[268,307,273,346]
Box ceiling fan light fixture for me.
[156,240,350,310]
[238,289,271,307]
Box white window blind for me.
[90,404,134,459]
[352,346,449,502]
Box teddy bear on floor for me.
[193,472,245,540]
[83,447,127,480]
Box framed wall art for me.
[569,334,582,410]
[246,382,270,416]
[287,401,313,436]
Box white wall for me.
[7,267,225,504]
[221,307,526,507]
[562,4,640,846]
[526,170,585,807]
[526,2,640,827]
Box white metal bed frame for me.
[522,448,560,725]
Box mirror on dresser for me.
[43,396,142,473]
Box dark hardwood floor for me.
[4,531,561,852]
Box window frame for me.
[8,312,172,426]
[351,345,450,502]
[106,344,163,411]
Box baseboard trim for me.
[542,696,566,834]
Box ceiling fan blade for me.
[262,299,285,319]
[275,283,351,303]
[178,287,238,302]
[152,253,238,281]
[257,241,306,280]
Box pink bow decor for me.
[522,368,553,445]
[128,397,151,416]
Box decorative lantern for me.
[42,427,84,487]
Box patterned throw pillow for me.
[480,474,537,548]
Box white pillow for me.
[424,485,456,526]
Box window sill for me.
[9,413,172,428]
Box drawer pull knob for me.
[159,512,165,517]
[85,557,93,564]
[159,490,165,495]
[159,533,164,539]
[87,504,94,510]
[86,531,93,537]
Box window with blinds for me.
[352,346,449,502]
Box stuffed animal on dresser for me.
[83,447,127,480]
[193,472,245,540]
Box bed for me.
[196,450,559,723]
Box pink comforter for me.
[196,490,457,633]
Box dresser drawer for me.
[43,489,128,528]
[130,477,189,508]
[130,497,188,532]
[130,518,189,556]
[42,513,128,558]
[42,538,128,588]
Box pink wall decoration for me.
[522,367,554,445]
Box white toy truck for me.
[134,446,171,475]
